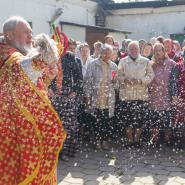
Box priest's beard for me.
[13,41,33,55]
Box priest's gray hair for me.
[3,16,29,33]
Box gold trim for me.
[15,96,42,185]
[1,52,42,184]
[16,53,67,185]
[3,52,62,125]
[19,62,62,123]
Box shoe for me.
[148,140,160,148]
[61,155,69,162]
[101,141,109,150]
[94,141,101,150]
[134,142,141,148]
[174,142,184,150]
[165,141,173,147]
[125,142,134,149]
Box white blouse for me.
[20,58,43,85]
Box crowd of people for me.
[0,15,185,184]
[50,34,185,162]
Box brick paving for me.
[57,145,185,185]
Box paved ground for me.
[57,145,185,185]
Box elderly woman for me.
[148,43,178,146]
[79,42,91,76]
[139,39,147,54]
[118,40,154,148]
[104,35,115,46]
[90,41,103,60]
[141,42,153,60]
[163,39,184,70]
[174,56,185,149]
[49,46,83,161]
[84,44,118,150]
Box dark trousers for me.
[93,108,112,141]
[51,96,79,157]
[77,104,96,142]
[117,100,148,128]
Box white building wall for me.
[62,25,86,42]
[108,31,125,47]
[0,0,97,35]
[106,5,185,41]
[58,0,97,26]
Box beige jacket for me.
[118,55,154,101]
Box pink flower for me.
[112,71,116,78]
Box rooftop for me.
[102,0,185,10]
